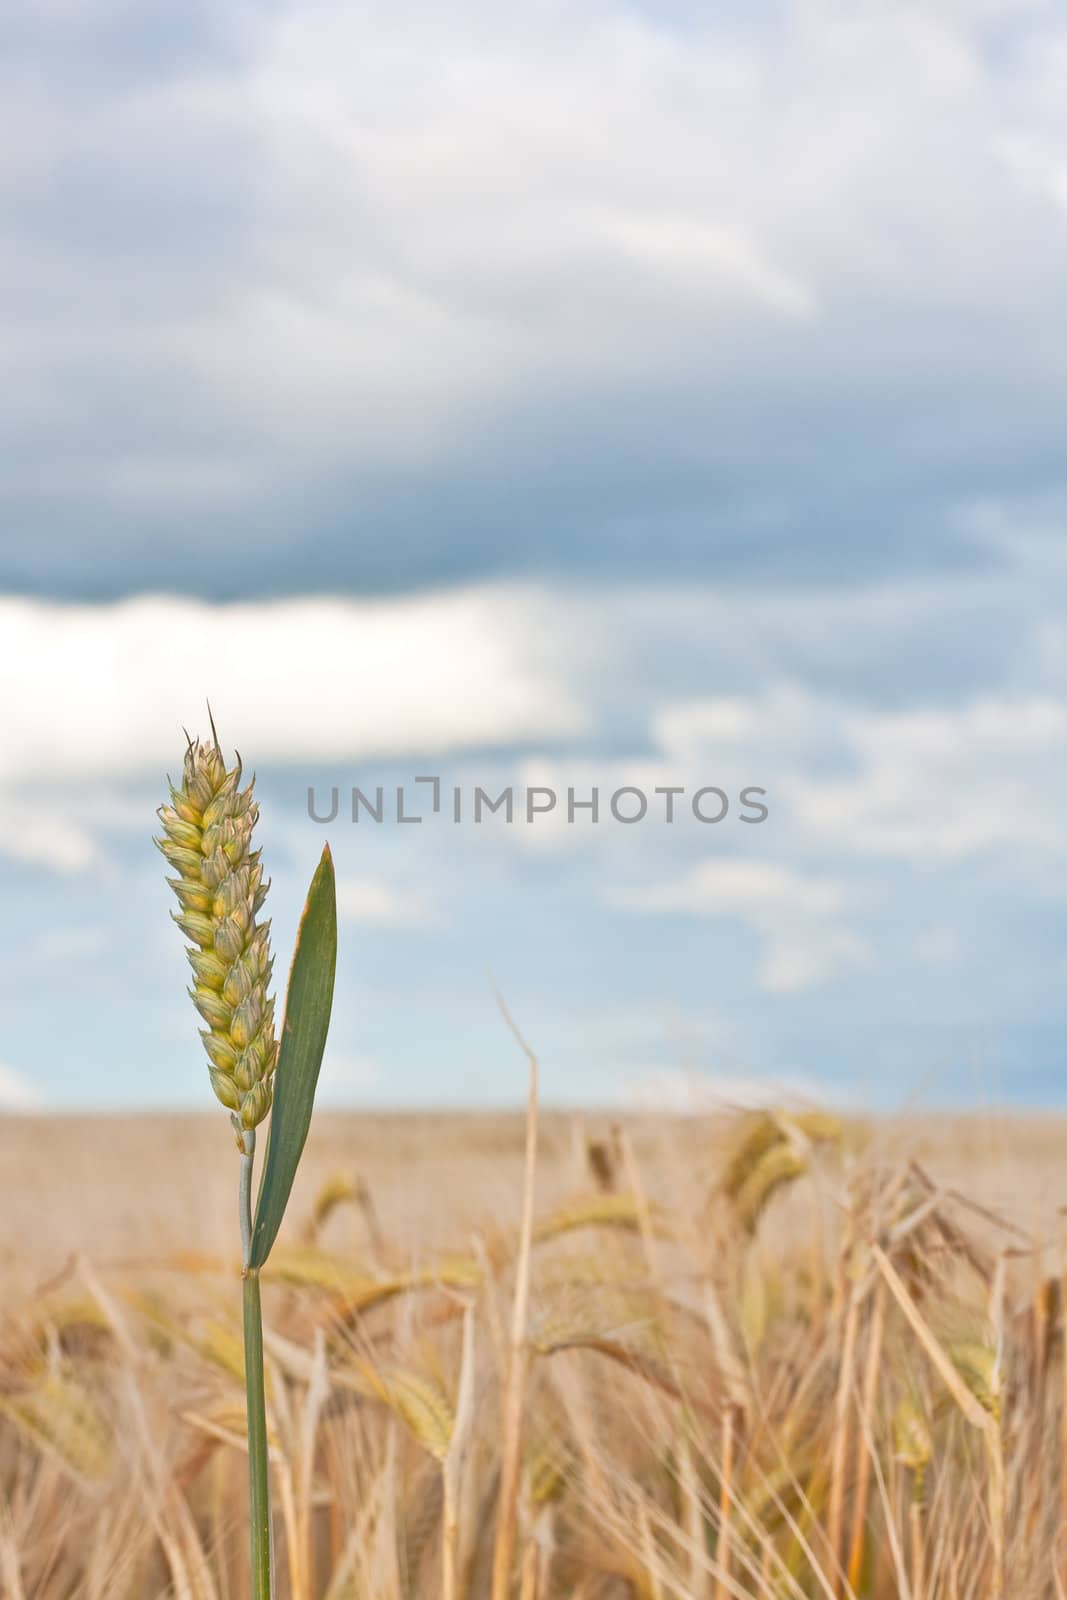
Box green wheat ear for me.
[156,735,277,1144]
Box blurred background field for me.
[5,1109,1066,1281]
[4,1107,1067,1598]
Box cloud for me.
[0,797,100,873]
[4,1,1067,596]
[610,859,870,993]
[788,695,1067,863]
[0,1063,44,1111]
[335,875,437,927]
[0,582,587,874]
[996,132,1067,216]
[650,662,1067,869]
[603,214,816,318]
[617,860,849,920]
[654,699,760,751]
[0,587,584,787]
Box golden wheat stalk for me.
[846,1279,889,1593]
[492,995,540,1600]
[893,1396,932,1600]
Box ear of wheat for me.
[156,736,277,1145]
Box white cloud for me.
[0,586,584,786]
[652,686,832,765]
[0,1063,44,1111]
[0,583,587,874]
[0,798,100,873]
[654,699,759,751]
[616,859,849,920]
[996,131,1067,215]
[610,859,870,994]
[335,875,436,927]
[789,696,1067,862]
[650,673,1067,868]
[604,214,816,318]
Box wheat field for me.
[2,1105,1065,1599]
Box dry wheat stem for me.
[846,1278,888,1592]
[713,1403,737,1600]
[491,994,539,1600]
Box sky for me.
[3,0,1067,1114]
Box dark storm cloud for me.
[3,0,1067,600]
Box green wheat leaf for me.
[250,845,337,1268]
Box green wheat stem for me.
[239,1131,255,1271]
[242,1160,272,1599]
